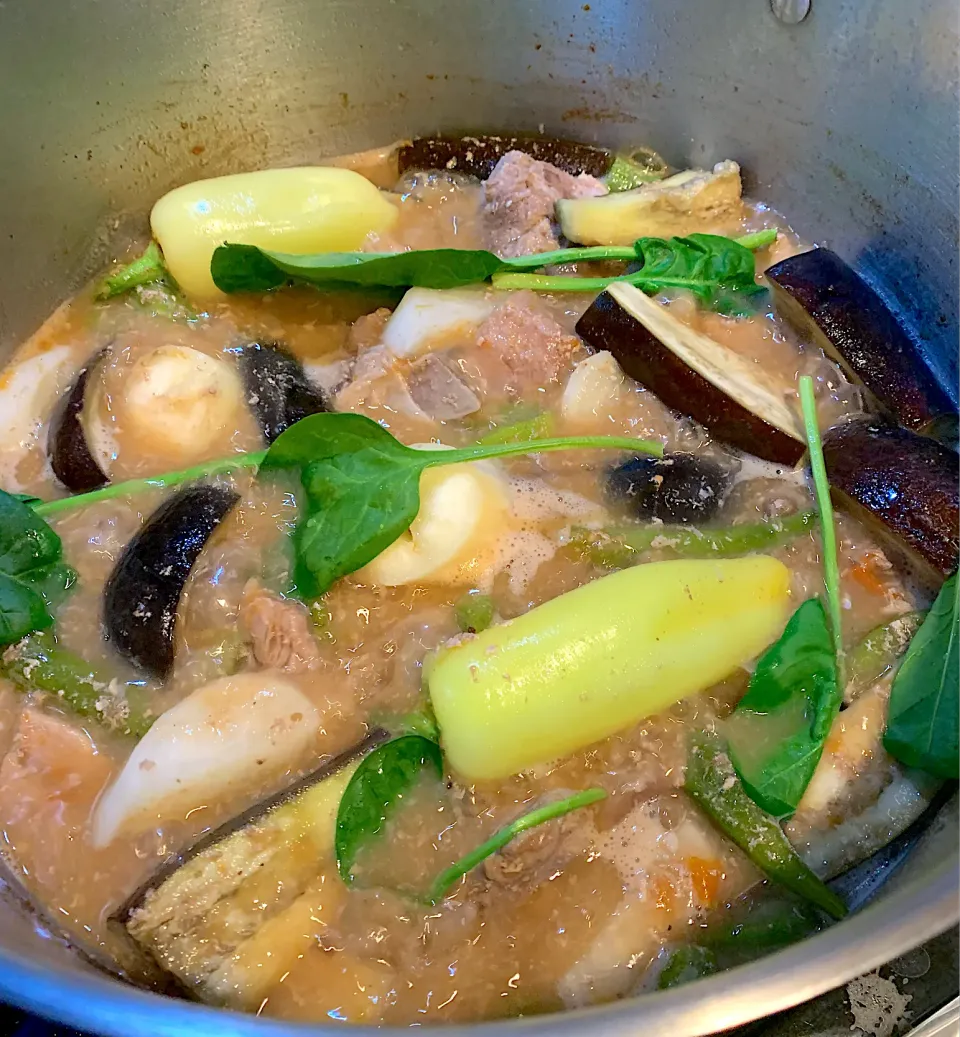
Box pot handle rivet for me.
[771,0,811,23]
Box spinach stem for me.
[735,228,779,251]
[431,434,663,466]
[32,451,267,519]
[490,229,777,292]
[501,245,638,268]
[425,788,606,905]
[31,432,660,520]
[799,375,845,683]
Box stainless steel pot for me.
[0,0,956,1032]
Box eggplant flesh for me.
[397,134,612,180]
[104,486,239,678]
[48,356,109,492]
[576,283,806,465]
[114,731,386,1008]
[766,248,954,431]
[607,452,733,524]
[238,341,328,443]
[822,419,959,582]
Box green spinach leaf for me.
[424,788,606,905]
[726,598,840,818]
[213,244,512,293]
[0,490,72,645]
[211,231,774,304]
[261,412,661,597]
[883,571,959,778]
[335,734,443,883]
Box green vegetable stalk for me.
[94,242,168,300]
[846,611,925,698]
[657,945,718,989]
[31,451,267,519]
[454,591,495,634]
[685,730,847,920]
[3,632,152,738]
[798,375,845,684]
[477,412,555,446]
[603,152,668,193]
[424,788,606,906]
[570,510,817,569]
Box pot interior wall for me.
[0,0,956,1033]
[1,0,957,393]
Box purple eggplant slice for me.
[823,419,959,582]
[238,341,328,443]
[397,134,612,180]
[607,452,733,524]
[577,283,806,465]
[113,729,387,1008]
[48,355,108,492]
[104,486,239,678]
[766,248,953,430]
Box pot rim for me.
[1,853,956,1036]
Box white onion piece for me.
[92,672,320,847]
[382,288,497,359]
[560,350,625,429]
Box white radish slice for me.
[92,672,320,847]
[382,287,497,359]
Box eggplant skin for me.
[48,359,109,492]
[576,292,805,466]
[766,248,953,430]
[823,419,959,581]
[397,134,612,180]
[607,452,732,524]
[113,729,388,1005]
[104,486,239,678]
[238,341,328,443]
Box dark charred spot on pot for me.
[765,248,954,430]
[607,452,733,524]
[397,134,612,179]
[823,418,959,583]
[237,342,329,443]
[48,353,109,493]
[104,485,239,679]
